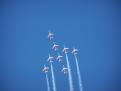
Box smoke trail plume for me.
[51,63,57,91]
[65,54,74,91]
[45,73,50,91]
[74,55,83,91]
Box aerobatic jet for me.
[52,42,59,51]
[63,46,69,54]
[72,48,78,55]
[61,65,68,74]
[42,65,49,73]
[48,31,54,40]
[47,54,54,62]
[56,53,63,62]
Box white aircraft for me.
[56,53,63,62]
[42,65,49,73]
[48,31,54,40]
[72,48,78,55]
[61,65,68,74]
[47,54,54,62]
[63,46,69,54]
[52,42,59,51]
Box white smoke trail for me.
[51,63,57,91]
[45,73,50,91]
[65,54,74,91]
[74,55,83,91]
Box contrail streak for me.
[45,73,50,91]
[74,55,83,91]
[51,63,57,91]
[65,54,74,91]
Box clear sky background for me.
[0,0,121,91]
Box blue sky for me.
[0,0,121,91]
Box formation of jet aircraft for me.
[43,31,78,74]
